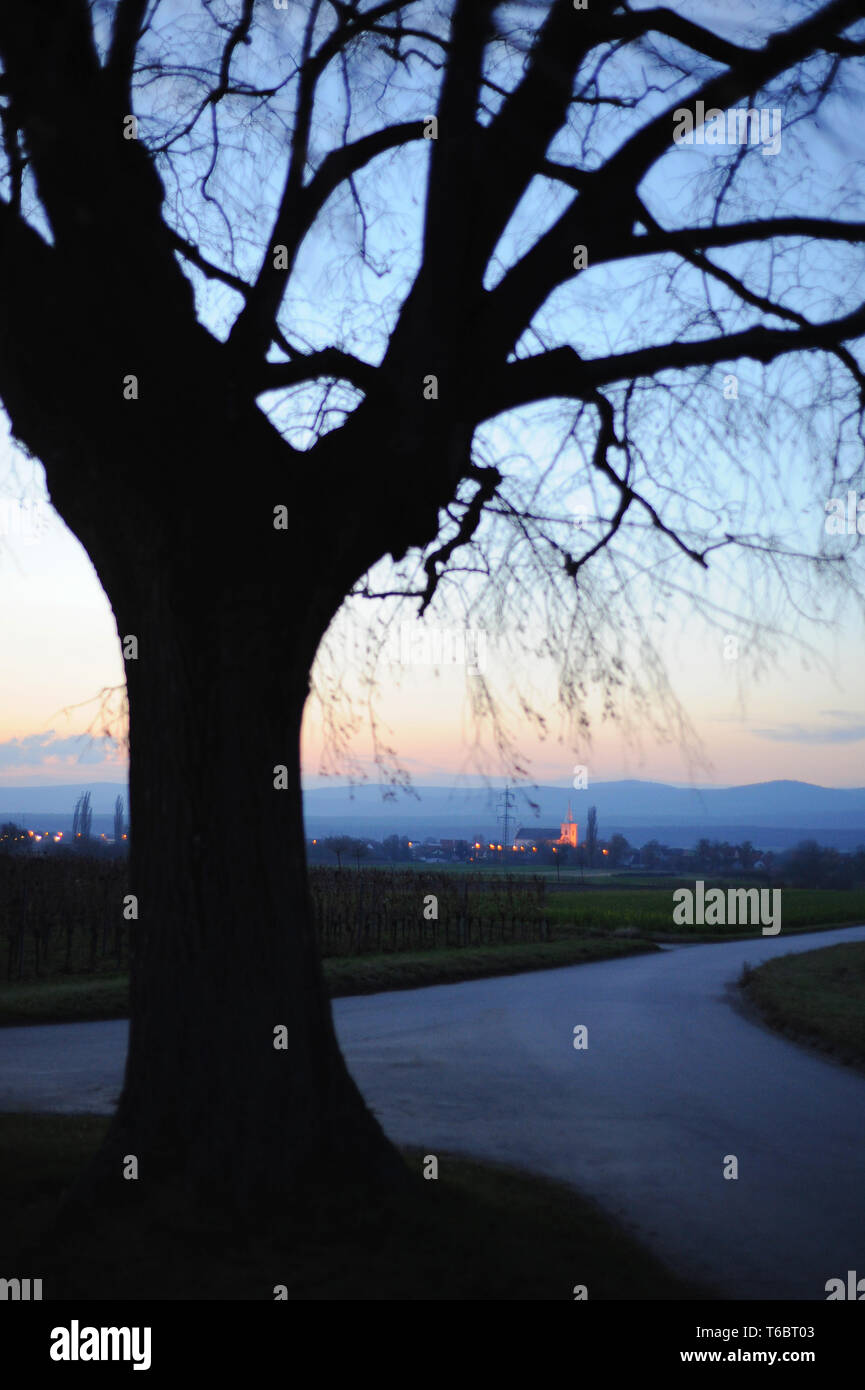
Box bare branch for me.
[484,302,865,418]
[486,0,865,356]
[258,348,379,398]
[107,0,151,107]
[605,7,759,69]
[419,464,502,614]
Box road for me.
[2,925,864,1299]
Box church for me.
[513,805,578,850]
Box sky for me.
[1,430,863,793]
[1,2,864,795]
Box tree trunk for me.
[52,467,409,1224]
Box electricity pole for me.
[497,786,516,861]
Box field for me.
[2,857,863,986]
[544,885,865,938]
[0,858,552,982]
[740,941,865,1069]
[311,866,549,954]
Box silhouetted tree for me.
[1,0,864,1230]
[717,841,737,873]
[695,838,714,872]
[607,832,630,868]
[324,835,356,870]
[72,791,92,845]
[585,805,598,867]
[737,840,761,873]
[641,839,667,870]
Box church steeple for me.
[560,801,578,848]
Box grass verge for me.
[0,1114,711,1300]
[739,941,865,1071]
[0,937,657,1027]
[322,935,655,997]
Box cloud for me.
[753,716,865,745]
[0,731,124,770]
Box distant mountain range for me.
[3,778,865,851]
[300,779,865,850]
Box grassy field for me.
[0,1114,711,1300]
[739,941,865,1071]
[3,874,863,1027]
[546,885,865,937]
[0,936,657,1026]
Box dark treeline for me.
[307,830,865,885]
[0,791,129,856]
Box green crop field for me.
[545,886,865,936]
[2,854,863,1027]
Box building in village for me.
[513,805,578,850]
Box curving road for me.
[2,925,865,1299]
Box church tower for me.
[559,801,578,848]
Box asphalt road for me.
[2,925,864,1299]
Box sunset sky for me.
[2,431,863,794]
[3,3,863,797]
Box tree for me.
[641,839,664,870]
[786,837,828,887]
[695,838,714,872]
[1,1,864,1233]
[383,833,412,862]
[324,834,356,870]
[585,805,598,867]
[72,790,92,845]
[607,832,630,868]
[717,840,737,874]
[113,794,125,846]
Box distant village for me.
[303,804,801,878]
[307,807,589,867]
[2,792,862,887]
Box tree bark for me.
[44,429,410,1224]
